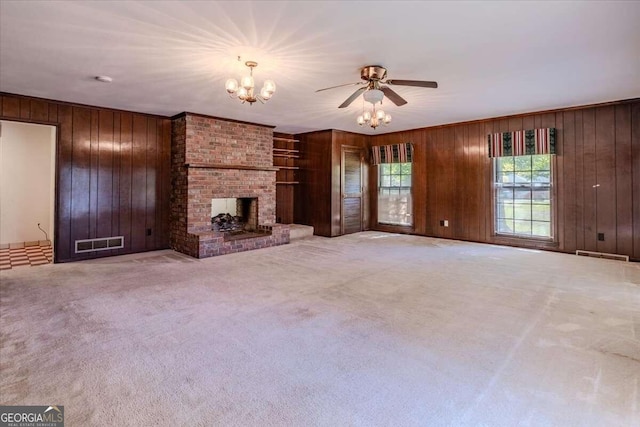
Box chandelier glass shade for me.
[225,60,276,104]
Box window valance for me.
[371,143,413,165]
[487,128,556,158]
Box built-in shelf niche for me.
[273,133,299,223]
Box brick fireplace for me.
[170,113,289,258]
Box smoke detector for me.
[95,76,113,83]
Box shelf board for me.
[273,137,300,142]
[277,166,299,170]
[273,148,299,153]
[276,181,300,185]
[273,154,299,159]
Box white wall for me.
[0,120,56,245]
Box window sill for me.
[492,234,559,249]
[373,223,414,234]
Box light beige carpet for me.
[1,232,639,426]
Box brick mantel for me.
[186,163,279,171]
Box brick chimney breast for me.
[170,113,288,258]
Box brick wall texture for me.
[184,115,273,168]
[170,113,288,258]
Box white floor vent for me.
[575,250,629,262]
[75,236,124,253]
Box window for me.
[494,154,553,239]
[378,163,412,226]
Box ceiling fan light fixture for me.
[357,103,390,130]
[316,65,437,129]
[363,88,384,105]
[317,65,437,129]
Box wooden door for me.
[341,147,363,234]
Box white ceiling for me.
[1,1,639,135]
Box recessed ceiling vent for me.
[75,236,124,253]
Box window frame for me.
[377,162,413,227]
[491,154,558,243]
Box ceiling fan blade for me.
[315,82,362,93]
[386,79,438,89]
[338,87,366,108]
[381,87,408,106]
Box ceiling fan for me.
[316,65,438,108]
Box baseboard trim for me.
[575,250,629,262]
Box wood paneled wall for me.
[295,130,368,236]
[370,99,640,260]
[0,93,171,262]
[295,130,333,236]
[3,91,636,261]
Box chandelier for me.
[225,58,276,105]
[356,89,391,129]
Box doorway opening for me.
[0,120,56,269]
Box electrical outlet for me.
[444,220,449,227]
[597,233,604,241]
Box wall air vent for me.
[575,250,629,262]
[75,236,124,253]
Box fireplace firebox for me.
[211,197,259,233]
